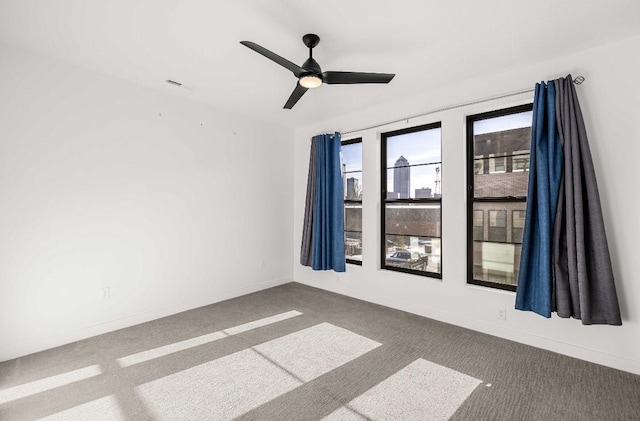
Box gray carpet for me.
[1,282,639,420]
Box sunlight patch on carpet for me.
[136,323,381,420]
[0,365,102,405]
[223,310,303,335]
[323,358,482,421]
[253,322,381,382]
[117,310,302,367]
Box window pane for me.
[342,142,362,172]
[473,111,531,199]
[343,140,362,264]
[385,235,441,274]
[385,203,441,238]
[469,107,532,290]
[345,231,362,262]
[345,171,362,200]
[473,242,522,287]
[382,124,441,277]
[386,127,441,168]
[386,163,441,199]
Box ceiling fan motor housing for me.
[302,58,322,76]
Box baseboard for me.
[296,278,640,375]
[1,277,291,362]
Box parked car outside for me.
[385,250,429,270]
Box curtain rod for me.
[341,75,585,136]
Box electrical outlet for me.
[100,287,110,300]
[497,307,507,321]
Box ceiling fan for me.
[240,34,395,109]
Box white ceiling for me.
[1,0,640,130]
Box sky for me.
[474,111,532,135]
[342,143,362,173]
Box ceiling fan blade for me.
[240,41,305,77]
[284,83,308,109]
[322,71,395,84]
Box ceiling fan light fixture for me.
[299,74,322,89]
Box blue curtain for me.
[515,82,563,317]
[300,132,345,272]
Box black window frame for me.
[466,103,533,291]
[343,137,363,266]
[381,122,442,279]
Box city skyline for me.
[386,128,441,198]
[387,155,441,199]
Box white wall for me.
[293,35,640,374]
[0,46,293,361]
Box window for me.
[512,210,526,243]
[488,210,507,242]
[489,154,507,173]
[467,104,533,291]
[473,210,484,241]
[381,123,442,277]
[473,157,484,175]
[342,138,362,264]
[512,151,530,172]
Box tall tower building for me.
[346,177,360,200]
[393,156,410,199]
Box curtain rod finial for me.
[574,75,585,85]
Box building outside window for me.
[489,154,507,173]
[512,210,526,244]
[512,151,530,172]
[381,123,442,277]
[342,139,362,264]
[473,210,484,242]
[467,104,533,290]
[488,210,507,242]
[474,158,484,175]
